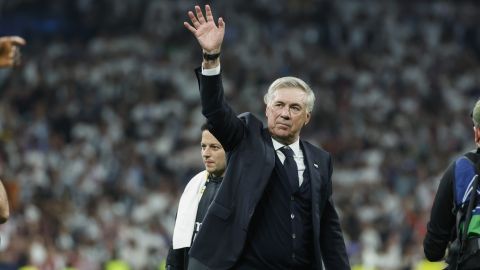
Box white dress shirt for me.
[272,138,306,186]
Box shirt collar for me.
[272,137,302,157]
[207,174,223,183]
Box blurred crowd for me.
[0,0,479,269]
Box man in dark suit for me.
[184,5,350,270]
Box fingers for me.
[205,5,214,22]
[5,46,21,66]
[0,36,26,47]
[10,46,16,58]
[185,5,222,33]
[9,36,26,46]
[12,46,21,64]
[0,36,25,67]
[0,46,21,67]
[195,5,206,24]
[218,17,225,30]
[188,11,200,29]
[184,21,197,34]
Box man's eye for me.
[291,106,301,112]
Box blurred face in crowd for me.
[201,130,226,177]
[266,87,311,145]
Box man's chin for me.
[273,130,290,138]
[272,133,293,143]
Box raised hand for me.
[0,36,26,68]
[184,5,225,54]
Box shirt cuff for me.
[201,65,221,76]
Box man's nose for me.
[280,107,291,118]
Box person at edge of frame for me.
[424,99,480,270]
[0,35,26,223]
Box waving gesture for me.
[184,5,225,54]
[0,36,26,68]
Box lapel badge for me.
[313,163,319,168]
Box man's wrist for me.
[203,51,221,61]
[202,58,220,70]
[201,49,221,70]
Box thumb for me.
[218,17,225,30]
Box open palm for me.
[184,5,225,53]
[0,36,26,68]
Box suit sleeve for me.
[166,247,187,270]
[423,162,455,261]
[195,68,245,151]
[320,156,351,270]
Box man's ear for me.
[474,126,480,146]
[304,112,311,126]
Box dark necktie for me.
[280,146,299,189]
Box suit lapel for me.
[301,141,323,202]
[262,127,276,166]
[301,140,325,267]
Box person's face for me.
[266,87,311,145]
[474,126,480,147]
[201,130,226,177]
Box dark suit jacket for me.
[189,69,350,270]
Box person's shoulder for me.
[237,112,259,121]
[462,149,480,163]
[237,112,264,128]
[183,170,208,192]
[189,170,207,183]
[449,149,480,174]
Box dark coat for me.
[189,69,350,270]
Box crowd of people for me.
[0,0,479,269]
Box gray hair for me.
[263,76,315,113]
[473,99,480,127]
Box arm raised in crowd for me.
[0,36,26,68]
[184,5,224,69]
[0,36,24,224]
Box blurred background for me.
[0,0,479,269]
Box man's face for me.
[474,126,480,147]
[201,130,226,177]
[266,87,311,145]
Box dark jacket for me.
[424,149,480,263]
[189,69,350,270]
